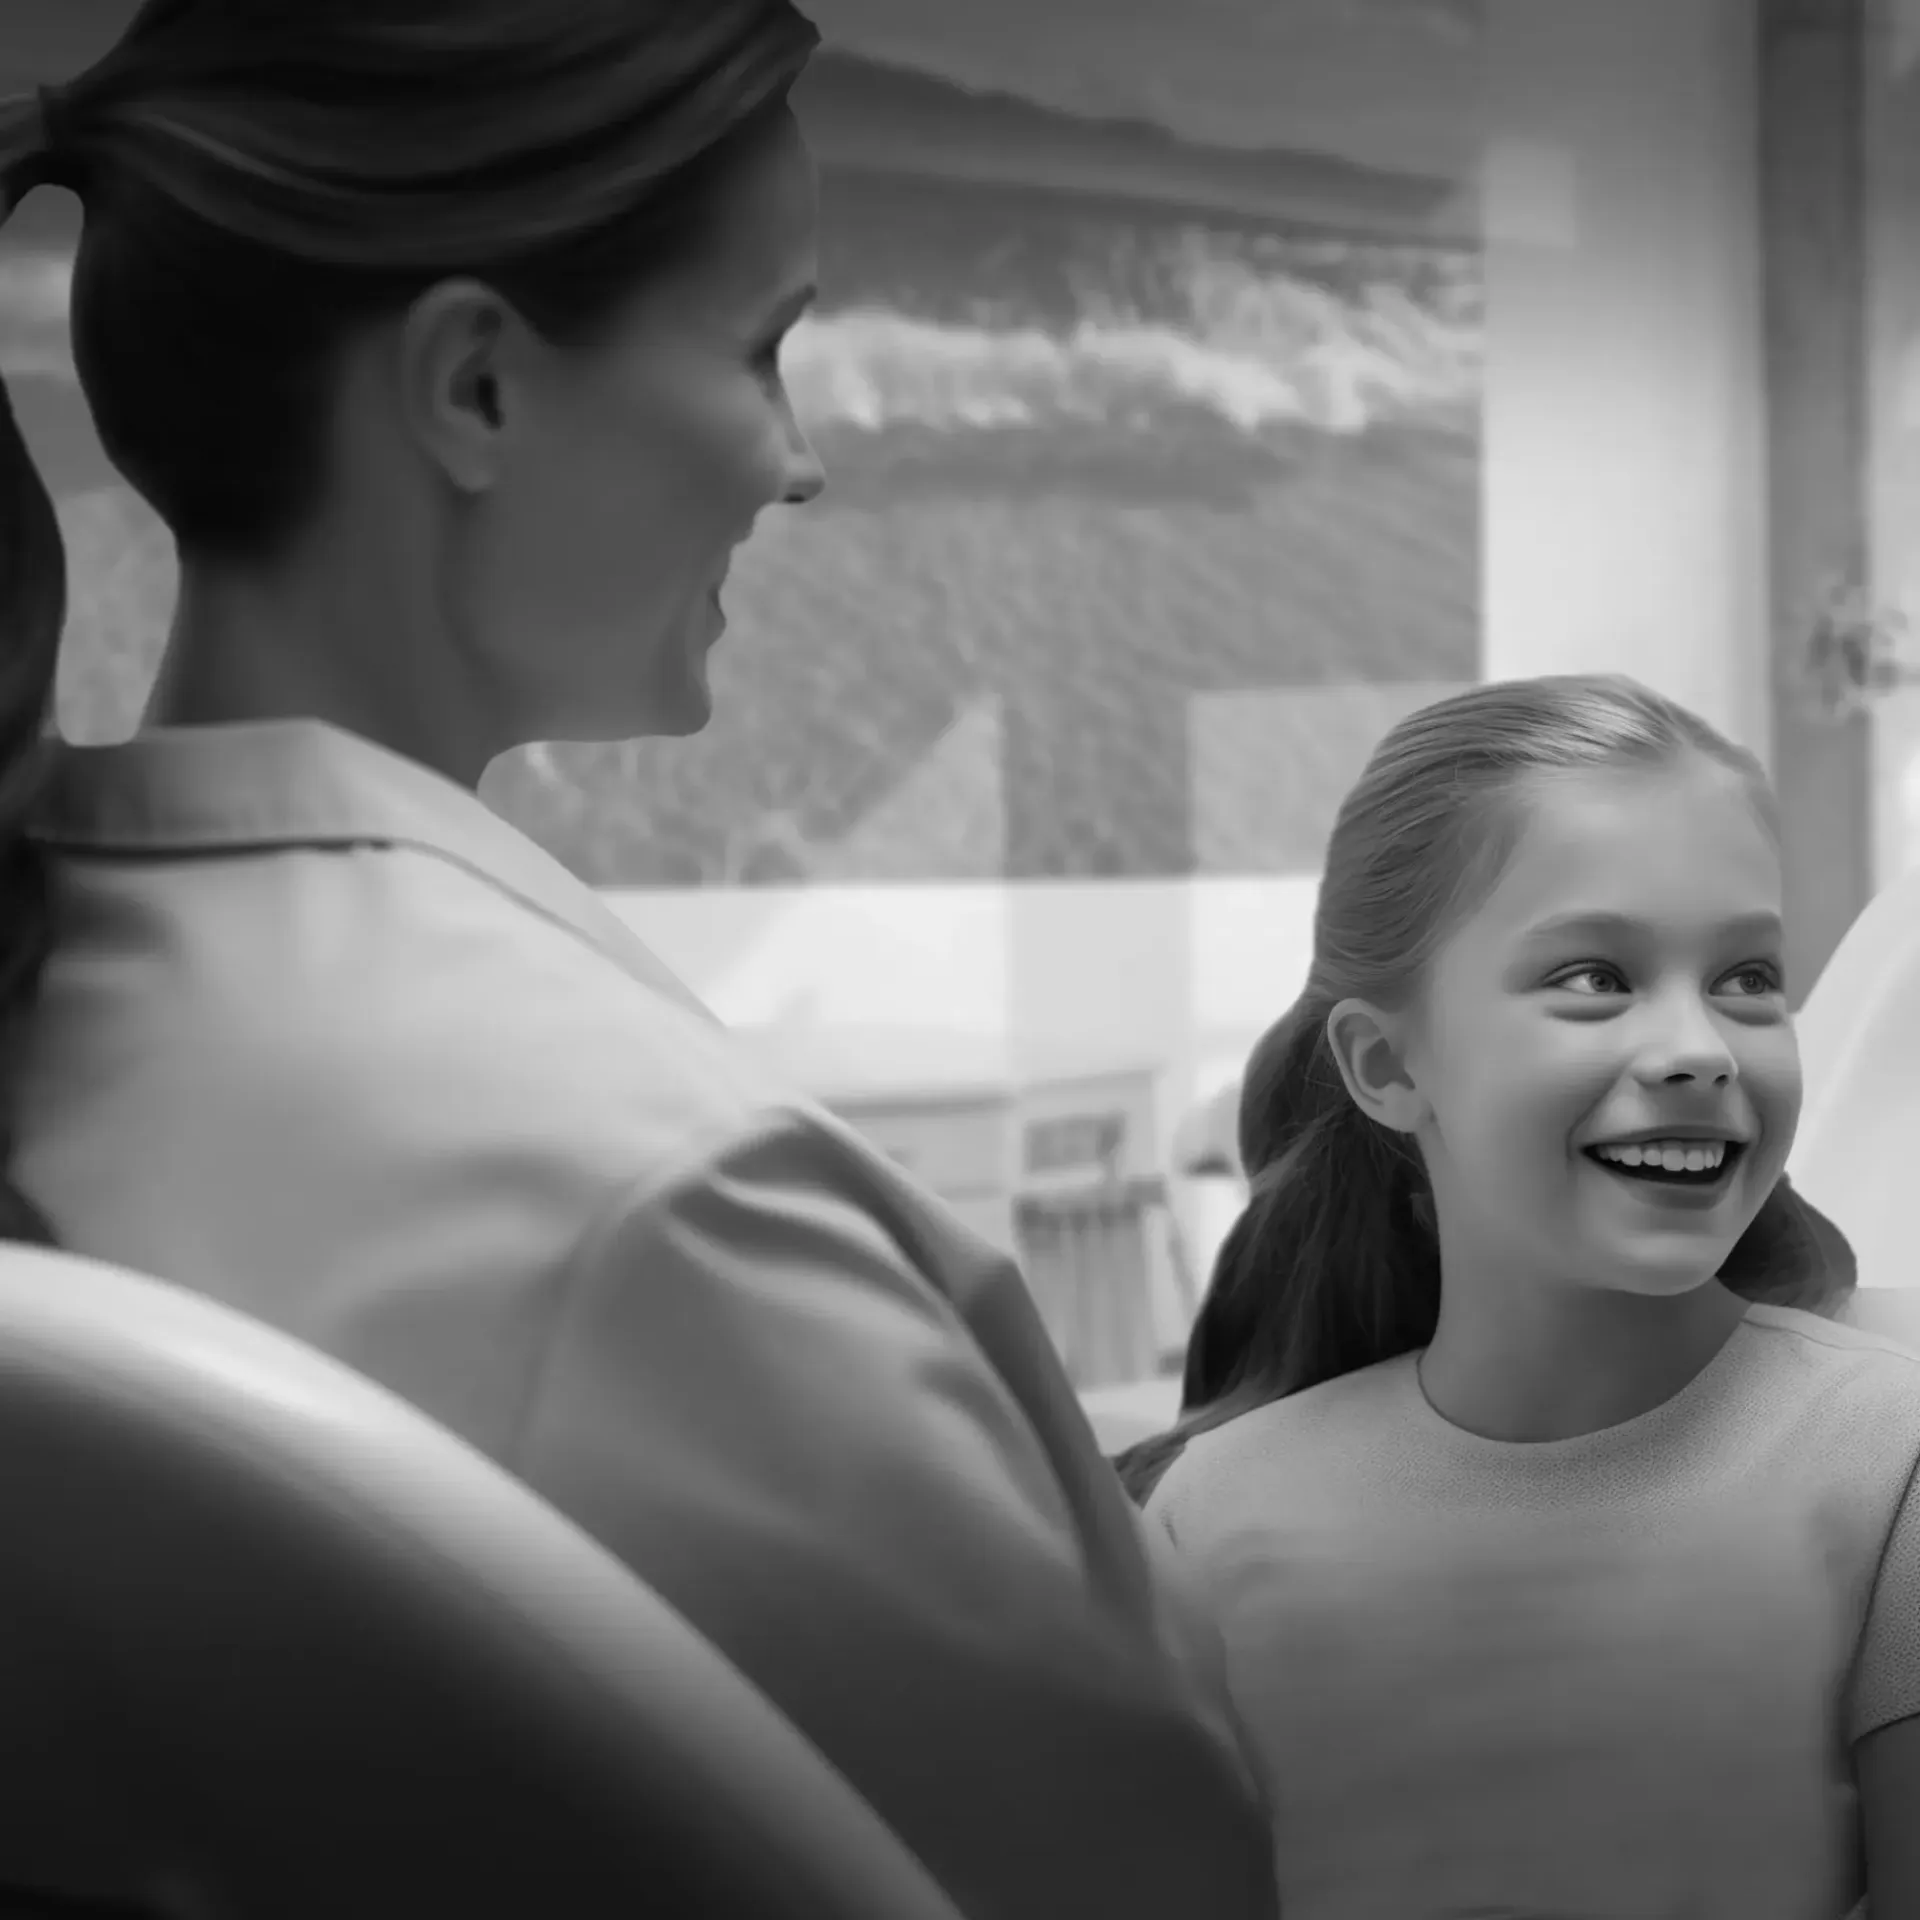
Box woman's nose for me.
[781,424,825,506]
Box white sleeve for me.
[512,1113,1279,1917]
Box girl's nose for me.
[1633,997,1738,1087]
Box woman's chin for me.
[525,678,714,749]
[648,665,715,737]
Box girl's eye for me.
[1547,961,1784,1002]
[1550,964,1627,996]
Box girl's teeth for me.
[1596,1140,1728,1172]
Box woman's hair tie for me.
[35,85,73,161]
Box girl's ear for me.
[1325,998,1428,1136]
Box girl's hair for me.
[1116,673,1858,1504]
[0,0,819,1246]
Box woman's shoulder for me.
[35,822,868,1222]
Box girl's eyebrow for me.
[1520,908,1784,946]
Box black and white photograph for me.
[0,5,1916,1918]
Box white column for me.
[1480,0,1772,762]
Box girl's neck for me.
[1417,1277,1750,1443]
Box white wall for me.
[1864,0,1920,886]
[621,0,1774,1157]
[1479,0,1770,761]
[612,877,1320,1162]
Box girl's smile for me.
[1402,760,1797,1302]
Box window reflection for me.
[487,3,1486,887]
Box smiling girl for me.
[1119,674,1915,1918]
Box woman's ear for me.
[1325,998,1428,1135]
[394,279,520,494]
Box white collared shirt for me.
[19,719,1276,1920]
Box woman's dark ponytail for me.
[0,103,75,1247]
